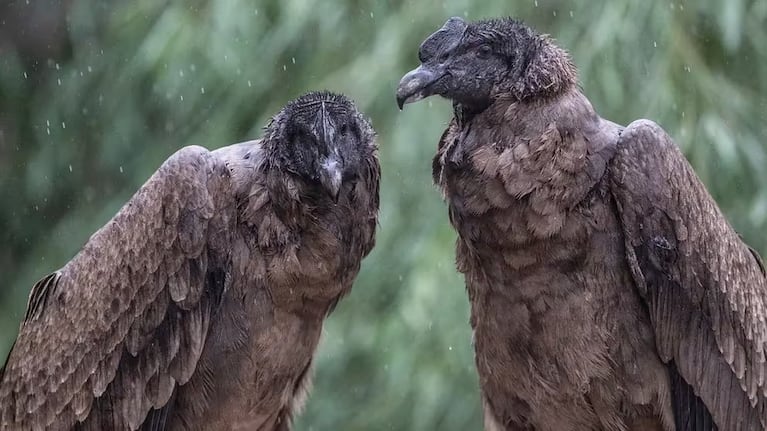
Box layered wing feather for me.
[0,145,236,431]
[611,120,767,431]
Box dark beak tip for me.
[395,82,411,110]
[396,96,405,110]
[396,65,439,109]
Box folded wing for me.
[611,120,767,431]
[0,146,236,431]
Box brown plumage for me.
[397,17,767,431]
[0,91,380,431]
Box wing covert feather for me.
[610,120,767,430]
[0,145,236,431]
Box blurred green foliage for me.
[1,0,765,429]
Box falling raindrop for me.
[23,71,27,79]
[87,65,93,73]
[569,10,574,17]
[283,65,287,71]
[119,166,124,173]
[201,87,205,94]
[180,95,184,101]
[291,57,296,64]
[179,70,185,77]
[534,0,538,7]
[653,41,657,47]
[61,121,66,129]
[57,78,62,86]
[247,80,252,87]
[69,165,73,172]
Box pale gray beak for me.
[396,16,467,109]
[396,65,443,109]
[320,155,342,201]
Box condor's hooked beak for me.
[317,101,343,201]
[320,153,342,201]
[396,65,443,109]
[396,16,467,109]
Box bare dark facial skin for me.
[270,92,372,200]
[396,17,532,113]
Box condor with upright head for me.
[397,16,766,431]
[0,91,380,431]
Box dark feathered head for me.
[396,17,576,112]
[264,91,376,201]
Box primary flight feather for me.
[397,17,766,431]
[0,91,380,431]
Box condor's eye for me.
[476,44,492,59]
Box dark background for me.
[1,1,765,429]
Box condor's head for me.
[264,91,376,202]
[396,17,576,113]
